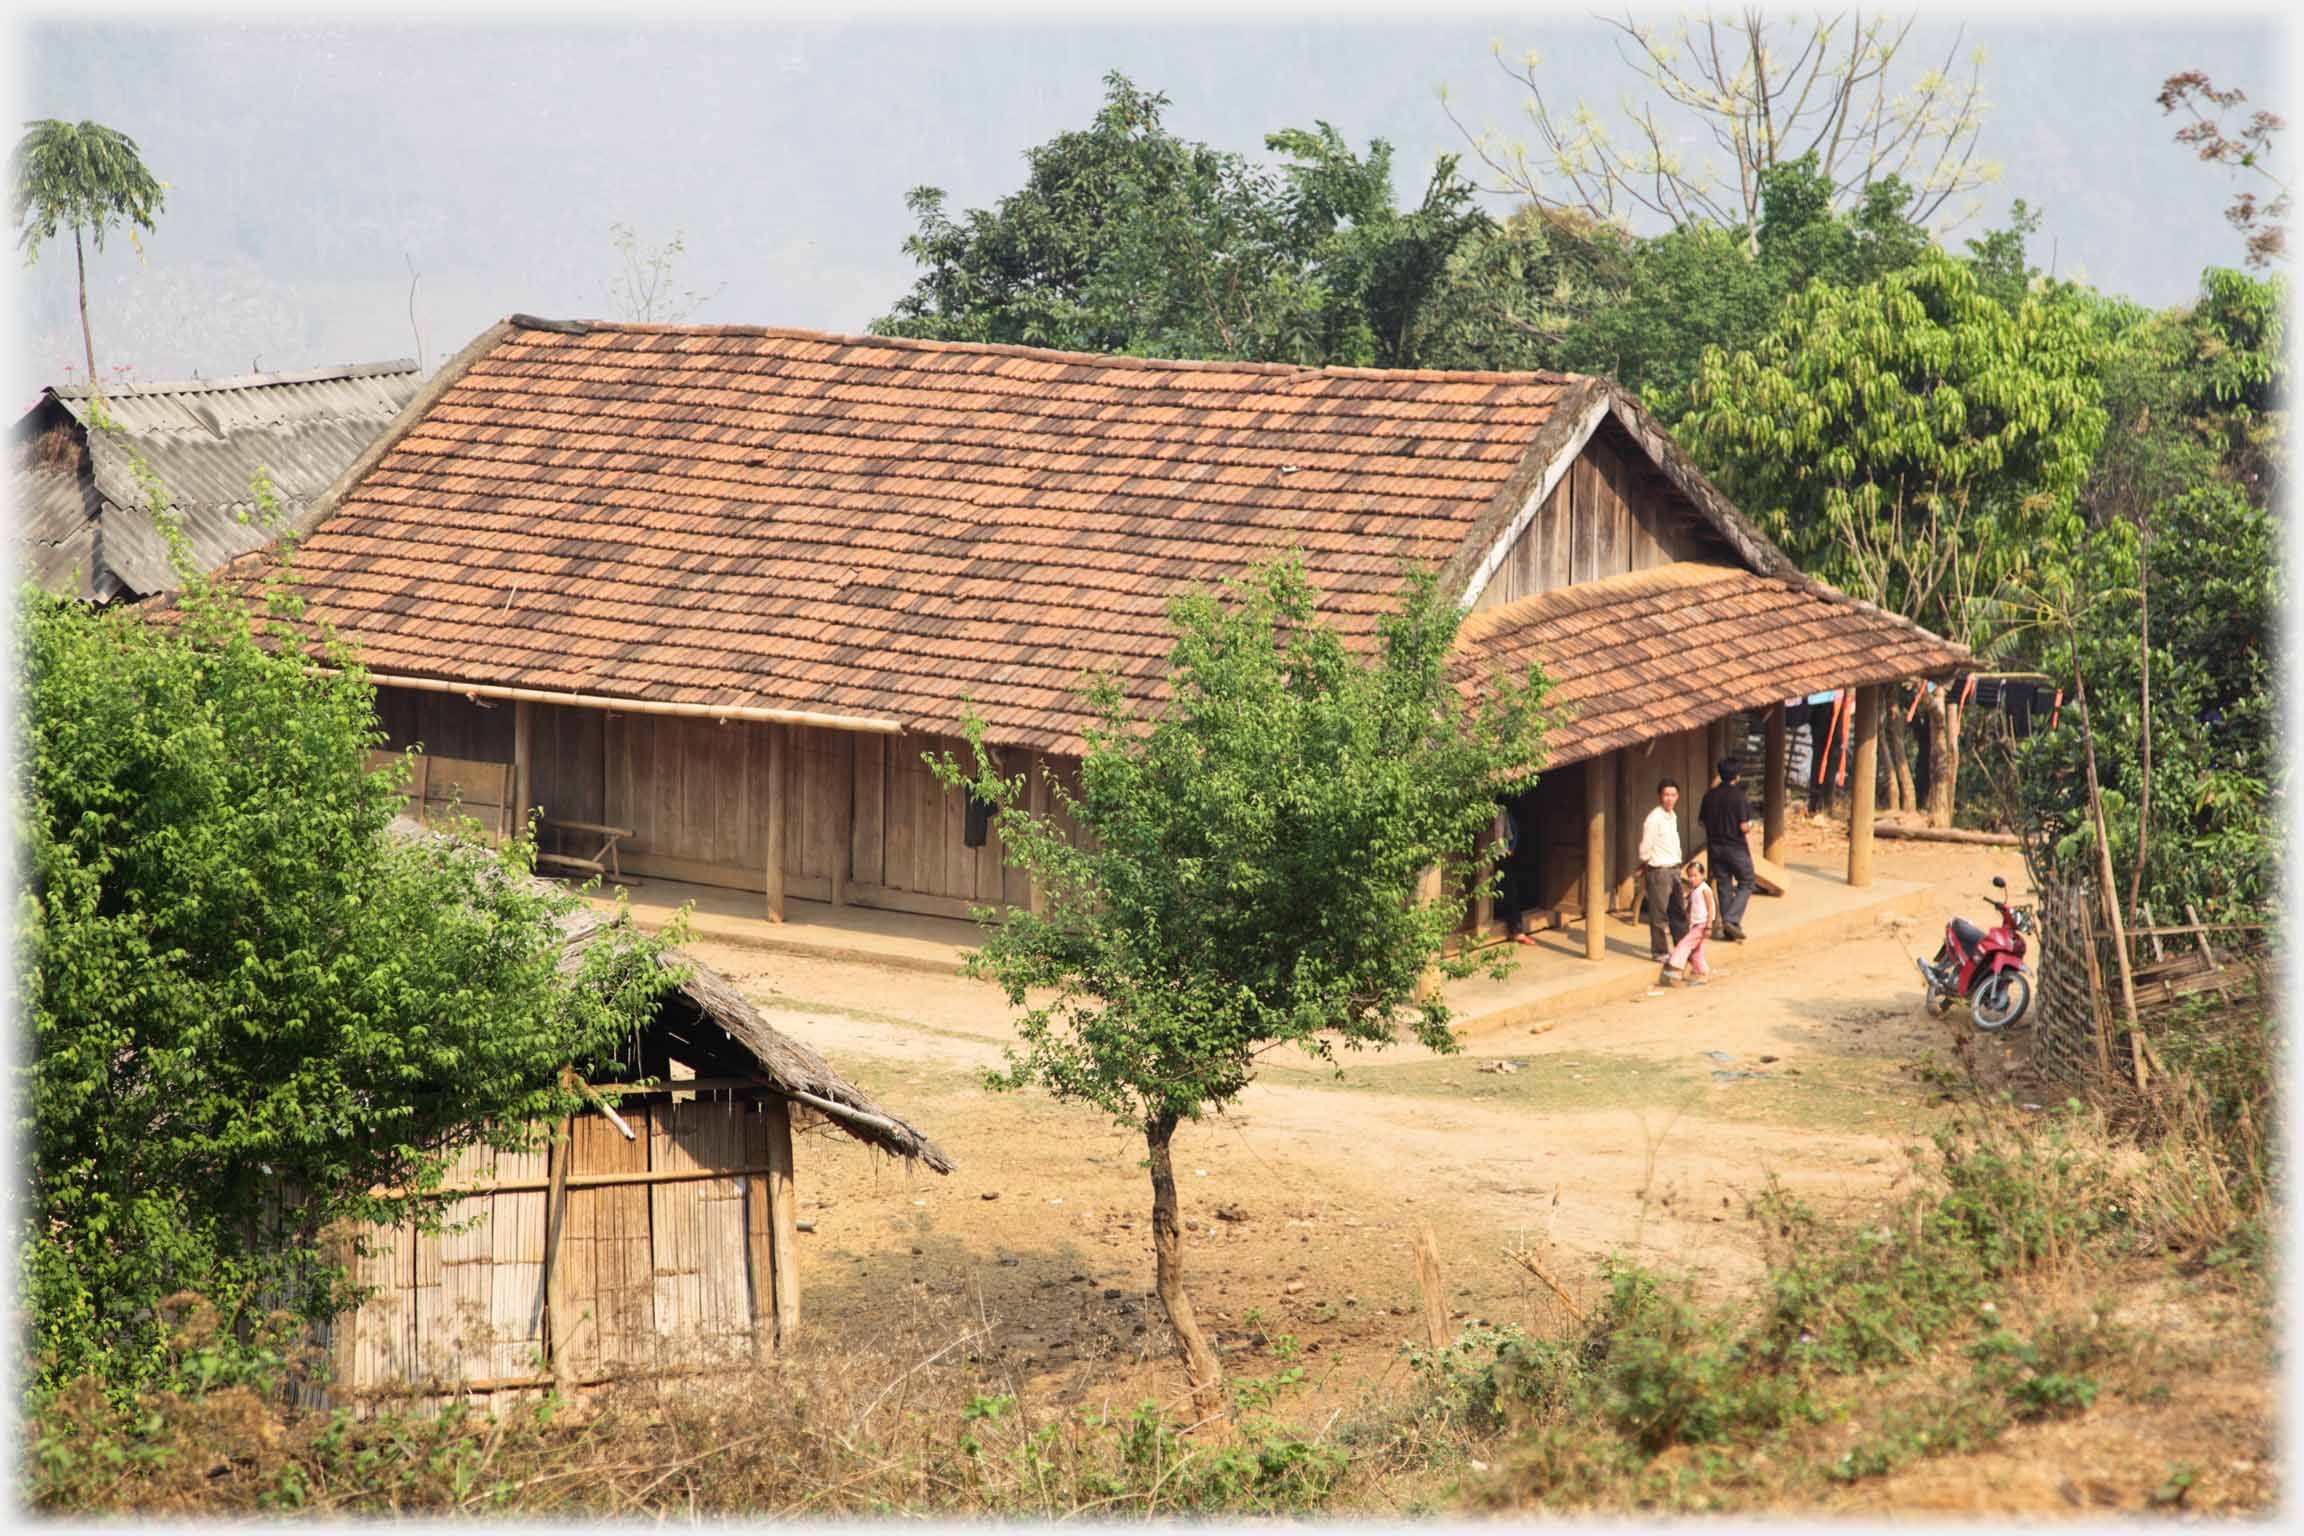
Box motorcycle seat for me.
[1950,916,1988,949]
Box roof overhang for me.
[1453,562,1969,769]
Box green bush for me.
[19,547,678,1398]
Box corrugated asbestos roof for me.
[207,318,1961,753]
[1452,563,1970,767]
[24,361,421,597]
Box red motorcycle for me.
[1916,875,2034,1030]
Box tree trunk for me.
[2128,530,2152,925]
[1918,690,1960,827]
[1145,1112,1225,1421]
[2069,653,2144,1048]
[1882,707,1917,814]
[75,226,98,395]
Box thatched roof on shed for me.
[395,817,951,1172]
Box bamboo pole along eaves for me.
[343,668,905,736]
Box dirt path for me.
[671,822,2037,1409]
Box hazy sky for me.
[10,6,2291,390]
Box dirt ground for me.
[676,823,2275,1510]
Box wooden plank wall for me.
[608,715,773,889]
[529,702,606,827]
[334,1097,789,1411]
[849,732,1018,919]
[417,691,1077,923]
[374,687,517,764]
[1472,426,1729,613]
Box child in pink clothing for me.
[1662,855,1715,985]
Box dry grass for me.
[27,1291,1363,1518]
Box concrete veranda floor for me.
[583,848,1930,1035]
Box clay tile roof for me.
[232,319,1582,753]
[1454,563,1969,768]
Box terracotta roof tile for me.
[213,321,1959,757]
[1454,564,1968,768]
[222,322,1588,749]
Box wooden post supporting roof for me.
[765,725,788,922]
[744,1106,779,1358]
[763,1098,800,1342]
[543,1095,572,1391]
[1763,703,1788,864]
[1026,753,1050,918]
[1584,757,1607,962]
[1847,685,1881,888]
[511,699,534,845]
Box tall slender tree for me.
[13,118,168,391]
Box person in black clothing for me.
[1699,758,1757,941]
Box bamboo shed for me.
[325,826,952,1409]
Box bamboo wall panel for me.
[343,1216,418,1394]
[334,1096,786,1409]
[432,1142,497,1386]
[649,1100,754,1367]
[584,1103,657,1375]
[488,1147,550,1381]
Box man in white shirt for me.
[1639,778,1687,960]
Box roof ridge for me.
[499,314,1590,388]
[1456,561,1747,646]
[53,359,421,401]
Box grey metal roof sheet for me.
[25,360,421,597]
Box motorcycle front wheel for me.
[1971,970,2032,1031]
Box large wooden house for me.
[218,316,1963,955]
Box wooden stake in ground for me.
[1415,1227,1448,1352]
[1504,1246,1587,1323]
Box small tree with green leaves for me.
[13,118,167,391]
[934,560,1550,1414]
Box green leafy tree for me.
[12,118,167,391]
[1984,268,2282,926]
[876,73,1490,367]
[19,471,678,1396]
[933,561,1550,1414]
[1448,157,1939,419]
[1679,251,2106,823]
